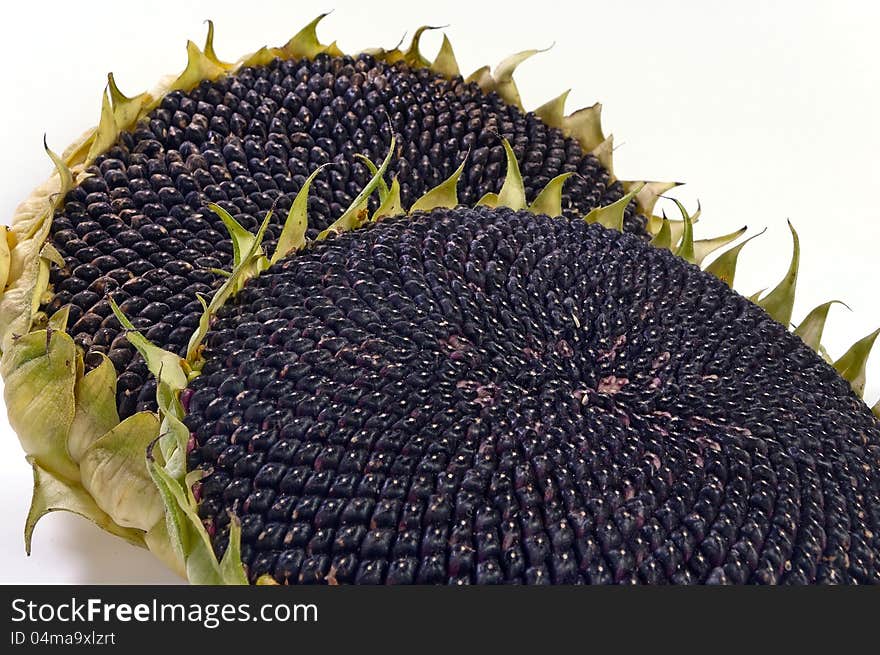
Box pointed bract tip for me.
[528,172,574,217]
[534,89,571,129]
[492,48,550,110]
[282,13,335,60]
[757,222,800,327]
[105,71,127,101]
[271,163,330,265]
[496,137,526,211]
[208,203,258,269]
[671,199,696,263]
[405,26,448,67]
[704,227,766,288]
[318,132,396,240]
[431,33,460,78]
[692,225,748,267]
[584,183,643,233]
[411,152,469,214]
[373,177,403,222]
[650,218,673,250]
[834,327,880,397]
[465,65,493,90]
[794,300,848,352]
[202,19,231,68]
[623,180,680,218]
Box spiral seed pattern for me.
[45,53,631,418]
[185,207,880,584]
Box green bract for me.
[1,14,877,584]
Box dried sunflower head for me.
[1,16,877,585]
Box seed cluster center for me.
[45,54,630,419]
[185,208,880,584]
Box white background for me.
[0,1,878,583]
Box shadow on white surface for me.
[1,487,182,585]
[0,373,180,584]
